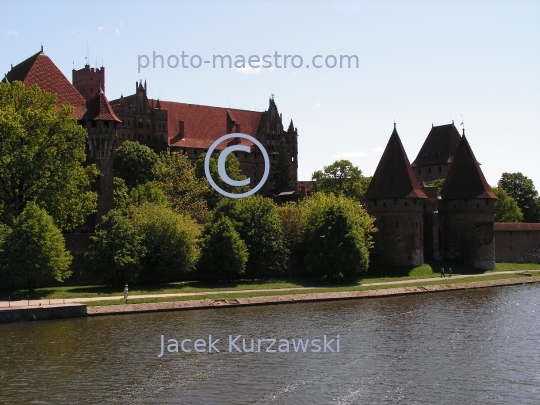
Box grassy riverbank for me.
[85,272,539,307]
[2,262,539,302]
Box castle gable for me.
[440,135,497,200]
[365,126,428,200]
[3,50,87,119]
[412,123,461,167]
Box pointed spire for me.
[156,99,162,109]
[364,125,427,200]
[287,119,294,132]
[440,135,497,200]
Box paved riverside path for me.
[0,270,534,308]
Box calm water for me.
[0,284,539,405]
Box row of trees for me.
[85,192,376,284]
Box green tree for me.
[431,178,445,194]
[491,186,523,222]
[128,203,200,281]
[125,182,170,208]
[0,81,98,230]
[278,201,302,255]
[199,216,248,279]
[113,177,129,208]
[311,160,370,200]
[154,150,209,221]
[498,172,540,222]
[210,195,288,277]
[299,192,375,279]
[272,139,295,194]
[85,209,146,285]
[0,203,72,290]
[114,141,161,189]
[194,151,249,199]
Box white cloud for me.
[6,30,17,37]
[334,150,367,159]
[314,102,322,108]
[98,26,104,31]
[370,146,384,154]
[235,65,262,74]
[115,29,120,34]
[120,20,124,27]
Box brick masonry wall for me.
[495,230,540,263]
[365,198,425,266]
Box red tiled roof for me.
[440,135,498,200]
[160,101,263,150]
[411,123,461,167]
[82,87,121,122]
[494,223,540,231]
[364,126,428,199]
[3,51,87,119]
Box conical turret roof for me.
[440,134,497,200]
[365,125,427,199]
[82,86,121,122]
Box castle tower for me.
[411,122,461,184]
[440,132,498,269]
[72,64,105,102]
[82,86,121,225]
[363,124,428,266]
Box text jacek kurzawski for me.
[157,334,340,357]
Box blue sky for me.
[1,0,539,187]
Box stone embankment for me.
[87,276,540,317]
[2,276,539,323]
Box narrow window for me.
[393,198,397,205]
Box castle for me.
[3,49,299,228]
[3,49,539,270]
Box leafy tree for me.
[85,209,146,285]
[209,195,288,277]
[311,160,370,200]
[125,182,170,208]
[278,201,302,255]
[491,186,523,222]
[113,177,129,208]
[0,81,98,230]
[498,172,540,222]
[198,216,248,279]
[272,139,295,194]
[128,203,200,281]
[431,178,445,194]
[114,141,161,189]
[194,151,249,199]
[299,192,375,279]
[154,150,210,221]
[0,203,72,291]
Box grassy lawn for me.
[85,272,537,307]
[2,262,538,302]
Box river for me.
[0,284,538,404]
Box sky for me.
[1,0,539,187]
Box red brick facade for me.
[109,83,298,195]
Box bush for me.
[85,209,146,285]
[129,203,200,281]
[0,203,72,290]
[299,192,375,279]
[85,203,200,285]
[210,195,288,277]
[198,216,248,279]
